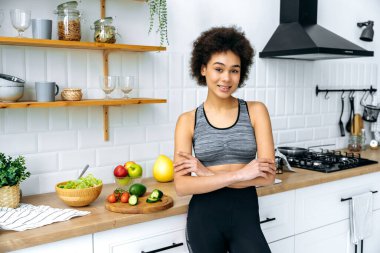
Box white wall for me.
[0,0,379,195]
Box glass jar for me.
[55,1,81,41]
[348,135,362,152]
[91,17,117,43]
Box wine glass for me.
[10,9,31,38]
[119,76,134,99]
[100,76,118,99]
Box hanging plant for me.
[147,0,169,46]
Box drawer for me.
[295,172,380,234]
[111,228,188,253]
[94,214,187,253]
[259,190,295,243]
[269,236,295,253]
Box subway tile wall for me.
[0,46,377,195]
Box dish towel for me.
[349,192,373,244]
[0,203,90,231]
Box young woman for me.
[174,26,275,253]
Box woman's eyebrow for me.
[212,62,241,68]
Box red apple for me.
[113,165,128,177]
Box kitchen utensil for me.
[78,164,89,179]
[35,82,59,102]
[105,192,174,214]
[32,19,52,39]
[0,86,24,102]
[0,73,25,85]
[55,181,102,207]
[277,147,308,157]
[353,114,363,136]
[346,95,355,133]
[10,9,31,38]
[55,1,82,41]
[339,96,345,136]
[277,144,335,157]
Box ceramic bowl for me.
[0,86,24,102]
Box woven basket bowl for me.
[61,88,82,101]
[0,184,20,208]
[55,182,102,207]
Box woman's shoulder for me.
[245,101,268,113]
[176,109,197,130]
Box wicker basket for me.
[0,184,20,208]
[55,182,102,207]
[61,88,82,101]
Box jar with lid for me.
[54,1,81,41]
[91,17,117,43]
[348,135,362,152]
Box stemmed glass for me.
[10,9,31,38]
[119,76,134,99]
[100,76,118,99]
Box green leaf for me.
[0,153,31,188]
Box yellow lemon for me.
[153,155,174,182]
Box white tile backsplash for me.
[60,149,96,171]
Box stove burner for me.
[284,149,377,173]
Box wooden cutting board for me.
[105,192,174,214]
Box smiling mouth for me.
[217,85,232,92]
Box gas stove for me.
[285,149,378,173]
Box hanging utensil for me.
[339,92,345,136]
[346,92,354,133]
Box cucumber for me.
[128,195,138,206]
[150,189,163,199]
[146,197,162,203]
[129,183,147,197]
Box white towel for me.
[0,203,90,232]
[349,192,373,244]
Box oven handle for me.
[341,190,378,202]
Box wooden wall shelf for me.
[0,37,166,52]
[0,98,167,141]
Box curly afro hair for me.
[190,26,255,87]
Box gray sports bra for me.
[193,98,257,167]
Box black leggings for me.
[186,187,271,253]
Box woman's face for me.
[201,50,241,99]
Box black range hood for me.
[259,0,374,60]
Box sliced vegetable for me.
[146,197,161,203]
[60,174,102,189]
[150,189,163,199]
[128,195,138,206]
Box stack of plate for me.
[0,74,25,102]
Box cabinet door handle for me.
[141,242,184,253]
[341,190,378,202]
[260,217,276,224]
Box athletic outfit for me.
[186,98,271,253]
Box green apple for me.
[128,163,143,178]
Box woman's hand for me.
[235,158,276,181]
[174,152,214,177]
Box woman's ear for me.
[201,65,206,76]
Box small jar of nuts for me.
[55,1,82,41]
[91,17,117,44]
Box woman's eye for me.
[215,68,223,72]
[231,69,240,74]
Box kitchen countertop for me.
[1,149,380,252]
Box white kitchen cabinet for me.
[94,214,188,253]
[9,234,92,253]
[259,190,295,243]
[361,209,380,253]
[295,219,354,253]
[269,237,295,253]
[295,172,380,234]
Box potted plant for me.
[147,0,169,46]
[0,153,30,208]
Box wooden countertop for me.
[1,149,380,252]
